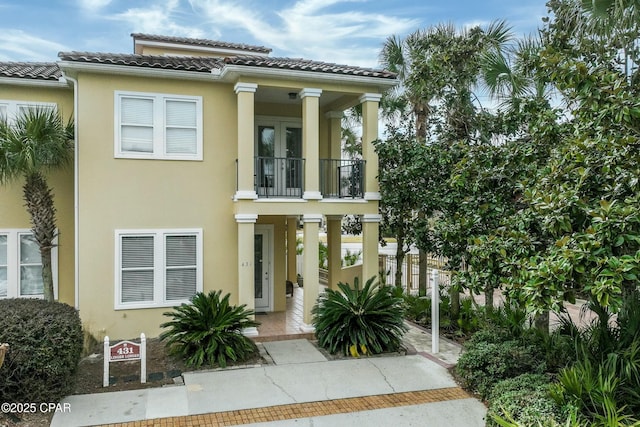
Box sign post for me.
[103,333,146,387]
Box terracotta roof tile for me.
[0,62,61,81]
[132,33,272,54]
[225,56,396,79]
[57,52,224,72]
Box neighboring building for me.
[0,34,396,339]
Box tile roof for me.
[0,62,62,81]
[224,56,396,79]
[132,33,272,54]
[56,52,396,80]
[58,52,225,73]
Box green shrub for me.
[403,293,431,323]
[455,339,546,398]
[487,374,564,427]
[0,299,83,403]
[312,276,407,356]
[160,290,259,368]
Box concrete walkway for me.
[52,326,485,427]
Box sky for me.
[0,0,549,69]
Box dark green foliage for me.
[0,299,83,403]
[455,336,546,399]
[312,276,407,356]
[487,374,564,427]
[160,291,259,368]
[403,293,431,324]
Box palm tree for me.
[0,107,74,302]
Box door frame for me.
[254,224,274,312]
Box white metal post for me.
[103,336,109,387]
[431,270,440,354]
[140,333,147,384]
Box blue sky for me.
[0,0,548,68]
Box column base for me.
[234,190,258,200]
[303,191,323,200]
[299,323,316,333]
[242,327,259,337]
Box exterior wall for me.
[75,73,240,339]
[0,85,75,306]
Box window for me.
[0,100,57,125]
[115,91,202,160]
[115,229,202,309]
[0,230,57,299]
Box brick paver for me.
[97,387,470,427]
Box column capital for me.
[234,82,258,94]
[359,93,382,103]
[302,214,323,223]
[235,213,258,223]
[361,214,382,223]
[300,88,322,99]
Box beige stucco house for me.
[0,34,396,339]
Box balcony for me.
[236,158,366,199]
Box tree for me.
[0,107,74,302]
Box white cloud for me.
[78,0,112,10]
[111,0,204,38]
[0,29,68,61]
[189,0,418,67]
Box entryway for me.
[254,225,273,312]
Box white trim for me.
[0,77,70,88]
[58,61,217,82]
[303,191,323,200]
[241,327,260,337]
[234,190,258,200]
[0,229,58,300]
[302,214,323,223]
[299,88,322,99]
[235,214,258,223]
[359,93,382,103]
[114,228,203,310]
[234,82,258,94]
[361,214,383,223]
[253,198,307,203]
[364,192,382,201]
[319,199,368,204]
[114,91,203,161]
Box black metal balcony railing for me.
[320,159,365,199]
[255,156,305,198]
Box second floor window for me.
[114,91,203,160]
[0,100,56,125]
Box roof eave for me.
[0,76,70,88]
[57,60,219,81]
[218,64,398,89]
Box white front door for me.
[254,225,273,311]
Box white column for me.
[301,214,322,331]
[301,88,323,200]
[360,93,382,201]
[234,83,258,200]
[235,213,259,337]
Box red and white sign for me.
[103,333,146,387]
[109,341,141,361]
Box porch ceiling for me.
[254,86,357,110]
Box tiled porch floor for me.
[254,284,316,341]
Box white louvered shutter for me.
[121,236,154,303]
[0,104,7,122]
[19,234,43,296]
[165,235,197,301]
[121,97,154,153]
[165,100,197,155]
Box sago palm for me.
[0,107,73,302]
[160,290,260,368]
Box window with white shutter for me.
[0,100,57,125]
[0,230,57,299]
[115,92,202,160]
[0,104,7,122]
[116,229,202,309]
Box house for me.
[0,34,396,339]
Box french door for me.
[256,119,302,197]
